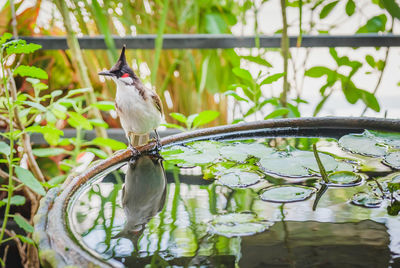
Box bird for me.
[98,45,163,149]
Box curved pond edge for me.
[33,117,400,267]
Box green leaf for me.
[264,108,289,120]
[260,73,285,85]
[14,214,34,233]
[0,33,12,46]
[51,90,63,98]
[305,66,335,78]
[232,68,253,84]
[17,235,34,245]
[320,1,339,19]
[6,40,41,55]
[89,119,109,128]
[224,90,248,102]
[65,88,90,98]
[68,112,93,130]
[32,148,67,157]
[0,141,10,155]
[365,55,376,68]
[205,13,228,34]
[241,56,272,67]
[23,101,46,112]
[47,175,67,186]
[192,110,220,128]
[161,123,185,131]
[345,0,355,16]
[14,166,46,196]
[186,114,198,129]
[91,101,115,111]
[356,14,387,33]
[91,137,127,150]
[0,195,26,207]
[381,0,400,20]
[170,113,187,124]
[287,103,301,117]
[14,65,48,80]
[26,125,63,146]
[360,90,380,112]
[85,148,108,159]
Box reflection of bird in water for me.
[115,155,167,246]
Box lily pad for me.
[368,130,400,149]
[260,185,315,203]
[338,133,386,157]
[384,151,400,169]
[209,213,272,237]
[327,171,362,186]
[218,170,262,188]
[351,192,382,208]
[219,144,249,162]
[259,150,338,177]
[219,142,275,162]
[161,143,219,167]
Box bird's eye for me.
[121,73,129,78]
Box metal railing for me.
[21,34,400,50]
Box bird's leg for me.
[154,129,162,151]
[127,132,140,157]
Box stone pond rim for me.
[33,117,400,267]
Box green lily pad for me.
[219,144,249,162]
[218,142,275,162]
[351,192,382,208]
[209,213,272,237]
[260,185,316,203]
[218,170,262,188]
[384,151,400,169]
[259,150,338,177]
[161,143,219,167]
[368,130,400,148]
[327,171,362,186]
[338,133,386,157]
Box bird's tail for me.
[128,133,149,147]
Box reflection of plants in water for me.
[80,175,122,259]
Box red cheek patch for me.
[121,73,129,78]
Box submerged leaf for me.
[259,150,337,177]
[327,171,362,186]
[352,192,382,208]
[384,151,400,169]
[209,213,272,237]
[218,170,262,188]
[260,185,315,203]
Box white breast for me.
[115,80,161,135]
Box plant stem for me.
[0,53,15,244]
[55,0,111,155]
[312,144,329,183]
[280,0,290,107]
[360,47,390,116]
[151,0,169,86]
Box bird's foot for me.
[128,144,141,157]
[149,138,162,152]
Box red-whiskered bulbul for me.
[98,46,163,149]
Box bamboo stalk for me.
[54,0,112,155]
[280,0,289,107]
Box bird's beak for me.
[98,70,114,77]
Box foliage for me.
[0,34,125,267]
[162,110,220,131]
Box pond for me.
[67,128,400,267]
